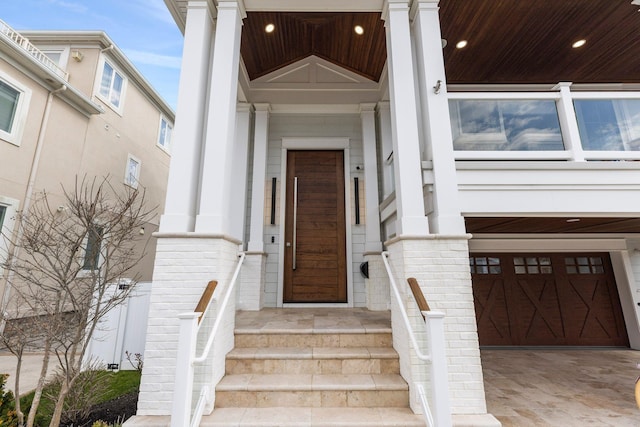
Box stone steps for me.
[200,407,425,426]
[225,346,399,375]
[203,315,421,425]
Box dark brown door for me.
[283,150,347,303]
[472,253,628,346]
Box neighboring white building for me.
[133,0,640,425]
[0,22,174,317]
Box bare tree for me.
[1,176,154,427]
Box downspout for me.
[0,84,67,333]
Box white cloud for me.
[129,0,176,25]
[124,49,182,69]
[46,0,88,14]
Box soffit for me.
[465,217,640,234]
[166,0,640,85]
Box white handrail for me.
[0,19,69,80]
[190,386,210,427]
[381,251,431,362]
[194,252,245,364]
[417,384,435,427]
[381,251,452,427]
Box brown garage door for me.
[472,253,628,346]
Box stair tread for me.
[235,328,392,334]
[200,407,424,426]
[228,346,398,360]
[217,373,409,391]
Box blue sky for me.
[1,0,183,110]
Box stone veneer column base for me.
[385,236,491,418]
[137,236,240,416]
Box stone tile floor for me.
[482,348,640,426]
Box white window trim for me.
[124,154,141,189]
[156,115,173,153]
[0,71,32,147]
[0,196,20,277]
[94,55,127,115]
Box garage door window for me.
[470,257,501,274]
[513,256,552,274]
[565,256,605,274]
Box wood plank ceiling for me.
[241,12,386,81]
[240,0,640,84]
[465,217,640,234]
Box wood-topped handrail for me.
[408,277,430,320]
[194,280,218,324]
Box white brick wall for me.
[365,254,389,310]
[387,237,488,415]
[238,253,266,310]
[137,237,240,415]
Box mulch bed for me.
[65,392,138,427]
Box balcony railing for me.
[0,19,69,81]
[448,87,640,161]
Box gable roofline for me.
[21,31,175,121]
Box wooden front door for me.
[283,150,347,303]
[472,253,628,346]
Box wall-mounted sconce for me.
[139,227,145,235]
[56,205,66,213]
[433,80,442,94]
[360,262,369,279]
[71,50,84,62]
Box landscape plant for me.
[0,176,153,427]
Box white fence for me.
[84,282,152,371]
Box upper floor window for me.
[124,154,141,189]
[0,73,31,146]
[0,205,6,231]
[574,99,640,151]
[82,224,104,271]
[449,99,564,151]
[98,59,126,112]
[157,116,173,152]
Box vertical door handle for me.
[293,176,298,270]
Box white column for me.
[377,102,394,200]
[412,0,465,234]
[248,104,270,252]
[160,1,214,232]
[360,104,383,253]
[195,0,245,233]
[383,0,430,236]
[555,82,585,162]
[229,103,252,242]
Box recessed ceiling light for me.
[456,40,468,49]
[572,39,586,48]
[354,25,364,35]
[265,23,275,33]
[566,218,581,223]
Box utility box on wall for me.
[84,281,152,371]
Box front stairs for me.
[202,308,424,426]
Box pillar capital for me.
[382,0,411,21]
[359,103,377,114]
[253,103,271,113]
[216,0,247,19]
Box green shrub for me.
[0,374,17,426]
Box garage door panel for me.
[515,278,566,345]
[472,252,628,347]
[473,276,513,345]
